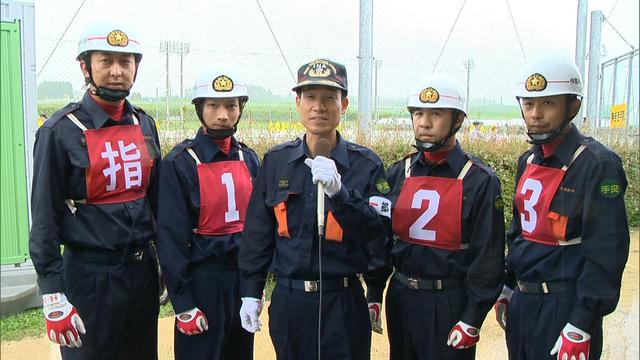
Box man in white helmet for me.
[157,64,260,359]
[29,19,161,359]
[364,74,505,359]
[494,55,630,360]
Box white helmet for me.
[515,55,582,98]
[407,74,466,114]
[191,64,249,103]
[77,19,143,60]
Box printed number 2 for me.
[408,190,440,241]
[221,172,239,222]
[520,178,542,232]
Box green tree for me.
[37,81,73,100]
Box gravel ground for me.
[2,232,637,359]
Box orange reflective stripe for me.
[274,202,290,238]
[325,211,343,242]
[548,211,568,241]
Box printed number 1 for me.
[221,172,239,222]
[408,190,440,241]
[520,178,542,232]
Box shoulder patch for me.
[599,179,622,198]
[375,178,391,194]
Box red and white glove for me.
[447,321,480,349]
[368,302,383,334]
[493,285,513,331]
[304,156,342,197]
[176,307,208,335]
[550,323,591,360]
[239,297,262,333]
[42,293,86,347]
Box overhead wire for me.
[431,0,468,73]
[255,0,297,84]
[505,0,527,62]
[37,0,87,79]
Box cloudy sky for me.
[32,0,639,105]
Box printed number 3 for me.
[408,190,440,241]
[221,172,239,222]
[520,178,542,232]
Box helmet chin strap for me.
[524,95,576,145]
[413,110,461,152]
[91,87,130,102]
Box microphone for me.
[313,138,332,237]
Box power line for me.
[603,16,636,50]
[37,0,87,79]
[255,0,297,84]
[432,0,468,73]
[505,0,527,62]
[606,0,619,18]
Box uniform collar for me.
[192,129,240,162]
[81,91,134,128]
[532,125,582,167]
[412,140,466,172]
[288,131,350,170]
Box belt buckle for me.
[304,281,318,293]
[517,280,527,293]
[435,279,443,290]
[133,250,144,262]
[343,277,349,288]
[407,278,419,290]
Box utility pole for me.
[574,0,588,127]
[358,0,373,135]
[159,40,190,121]
[463,59,475,114]
[586,11,603,128]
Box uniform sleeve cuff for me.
[569,305,596,332]
[329,186,349,206]
[170,294,196,314]
[243,280,266,299]
[37,275,65,295]
[365,285,385,303]
[461,304,484,329]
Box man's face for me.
[520,95,579,133]
[201,97,240,130]
[296,86,348,137]
[81,51,136,91]
[412,108,459,143]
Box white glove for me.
[175,307,208,335]
[239,297,262,333]
[304,156,341,197]
[550,323,591,360]
[447,321,480,349]
[42,293,86,348]
[368,302,383,334]
[493,285,513,331]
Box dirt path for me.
[2,232,638,359]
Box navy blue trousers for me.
[173,265,253,360]
[385,277,476,360]
[60,251,159,360]
[268,279,371,360]
[506,290,603,360]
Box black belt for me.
[65,244,149,265]
[516,280,576,294]
[394,272,464,290]
[277,276,357,293]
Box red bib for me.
[68,114,152,204]
[514,145,586,246]
[187,148,253,236]
[392,158,472,251]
